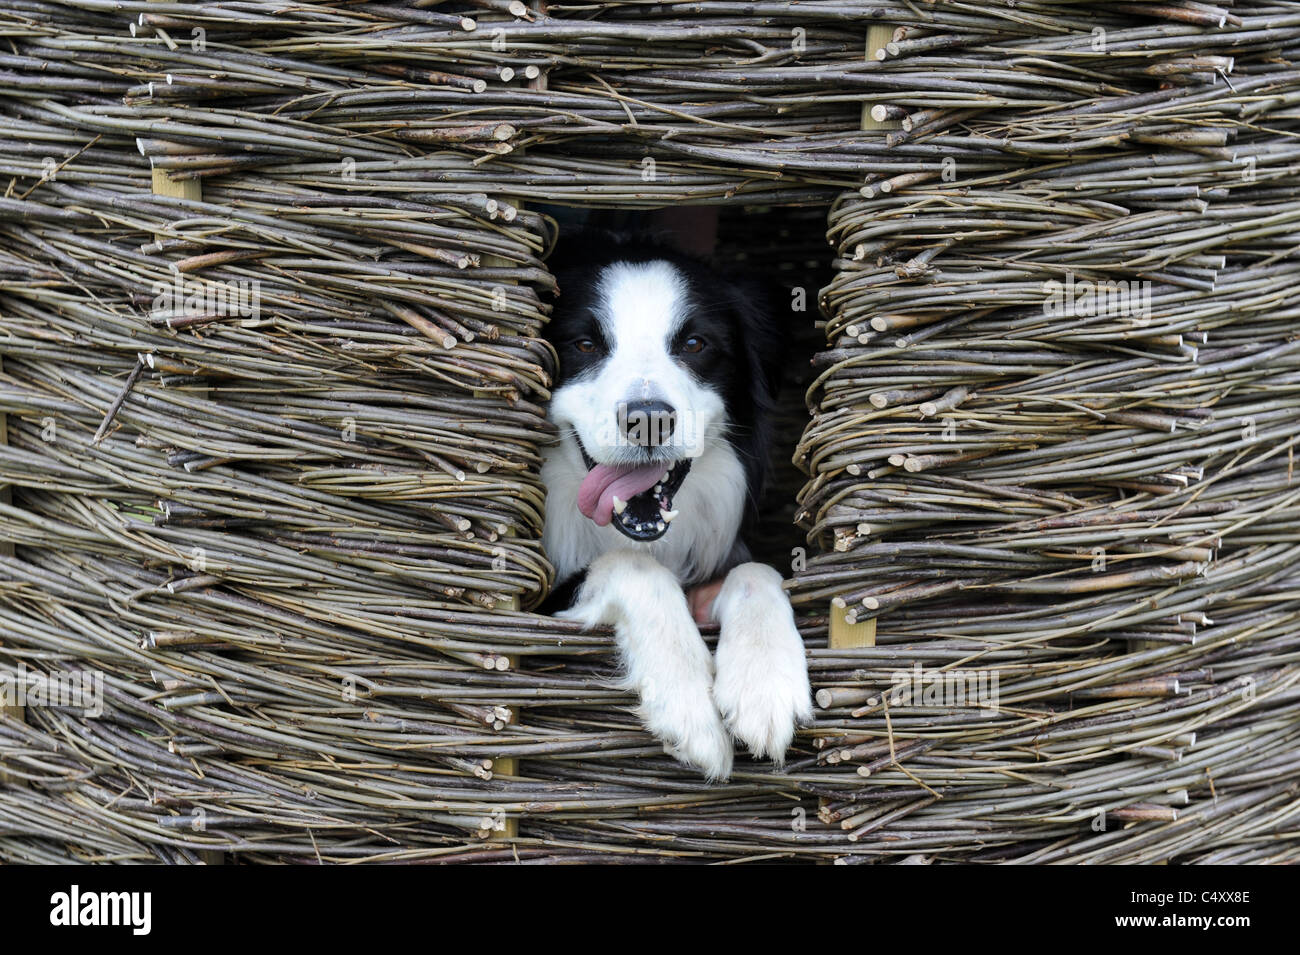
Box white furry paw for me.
[639,671,734,781]
[559,550,734,781]
[711,563,813,765]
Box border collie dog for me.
[540,232,813,780]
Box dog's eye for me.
[680,336,706,354]
[574,339,598,354]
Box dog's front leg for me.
[711,563,813,765]
[559,550,733,780]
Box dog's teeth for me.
[660,508,678,523]
[612,496,627,514]
[656,521,665,531]
[661,471,671,483]
[653,485,662,494]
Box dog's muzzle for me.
[576,443,692,542]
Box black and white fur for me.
[540,233,812,780]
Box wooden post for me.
[479,212,528,841]
[488,569,520,841]
[829,26,895,651]
[0,359,19,795]
[145,0,202,204]
[144,7,221,859]
[0,357,21,737]
[829,605,876,649]
[480,30,548,841]
[861,25,901,132]
[151,164,201,205]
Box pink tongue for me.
[578,463,665,526]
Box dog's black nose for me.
[620,399,676,447]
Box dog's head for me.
[544,231,786,543]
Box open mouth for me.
[575,443,691,542]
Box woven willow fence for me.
[1,0,1298,862]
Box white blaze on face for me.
[541,257,747,584]
[548,260,726,463]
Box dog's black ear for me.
[730,275,790,409]
[545,227,622,282]
[546,227,690,272]
[723,275,789,514]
